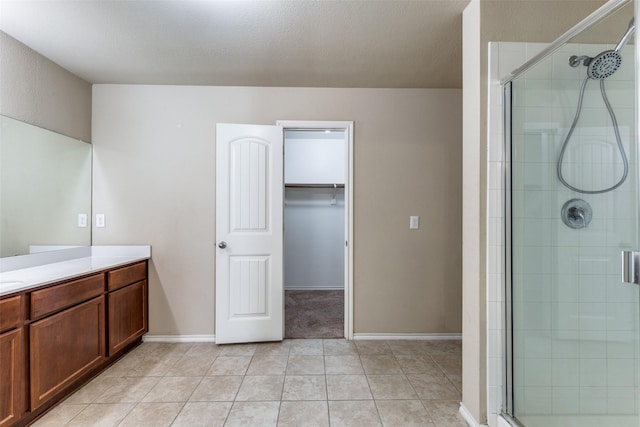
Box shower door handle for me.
[621,251,640,285]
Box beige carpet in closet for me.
[285,290,344,338]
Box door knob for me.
[218,241,227,249]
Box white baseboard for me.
[143,334,216,343]
[143,333,461,343]
[353,333,462,341]
[459,403,488,427]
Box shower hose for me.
[556,75,629,194]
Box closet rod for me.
[285,183,345,188]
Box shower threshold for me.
[515,415,639,427]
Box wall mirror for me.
[0,115,92,257]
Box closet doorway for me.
[279,121,353,340]
[215,121,353,343]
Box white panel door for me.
[215,123,283,344]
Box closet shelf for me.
[285,183,345,188]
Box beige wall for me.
[461,0,607,424]
[0,31,91,142]
[92,85,462,336]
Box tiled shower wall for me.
[487,41,638,425]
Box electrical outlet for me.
[96,214,105,228]
[410,215,419,229]
[78,213,88,228]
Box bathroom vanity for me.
[0,247,150,427]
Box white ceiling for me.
[0,0,471,88]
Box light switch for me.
[78,213,88,228]
[410,215,419,229]
[96,214,105,228]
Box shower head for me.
[588,18,635,79]
[587,50,622,79]
[568,50,623,79]
[615,18,635,52]
[569,18,635,80]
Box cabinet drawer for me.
[30,274,105,320]
[0,295,22,333]
[108,262,146,291]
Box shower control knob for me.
[561,199,592,229]
[218,241,227,249]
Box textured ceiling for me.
[0,0,471,88]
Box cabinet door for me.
[30,296,105,410]
[108,280,147,355]
[0,328,24,427]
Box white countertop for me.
[0,246,151,297]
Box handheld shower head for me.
[559,18,633,193]
[568,18,635,79]
[587,50,622,79]
[615,18,635,52]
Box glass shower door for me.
[508,3,639,425]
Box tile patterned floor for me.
[33,339,466,427]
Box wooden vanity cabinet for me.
[107,262,147,355]
[0,296,25,427]
[0,259,148,426]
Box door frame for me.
[277,120,354,340]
